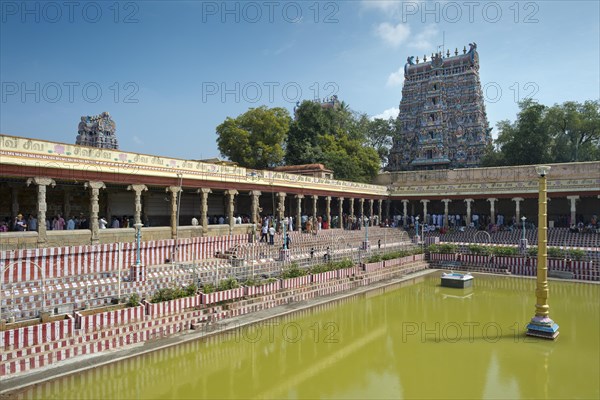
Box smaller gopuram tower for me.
[75,112,119,149]
[387,43,491,171]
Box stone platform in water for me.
[441,272,474,288]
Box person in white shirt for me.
[191,217,198,226]
[268,225,275,245]
[99,217,108,229]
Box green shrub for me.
[547,247,565,258]
[490,246,519,256]
[428,243,457,254]
[367,254,382,263]
[126,293,140,307]
[281,262,307,279]
[335,259,354,269]
[528,246,538,256]
[184,283,197,297]
[202,283,216,294]
[218,277,240,291]
[568,249,586,261]
[468,244,490,255]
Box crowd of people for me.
[0,213,137,232]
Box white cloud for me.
[376,22,410,47]
[371,107,399,120]
[386,66,405,87]
[409,25,438,51]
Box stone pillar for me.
[198,188,212,229]
[368,199,374,226]
[295,194,303,231]
[566,195,579,225]
[166,186,182,239]
[338,197,344,229]
[487,198,498,225]
[277,192,286,223]
[377,199,382,226]
[11,186,19,219]
[401,199,409,227]
[385,198,391,222]
[225,190,238,230]
[311,195,318,226]
[325,196,331,229]
[127,184,148,226]
[63,188,71,219]
[512,197,524,221]
[420,199,430,224]
[442,199,452,228]
[358,198,365,224]
[84,181,106,244]
[26,177,56,244]
[349,198,355,220]
[249,190,261,225]
[464,198,474,226]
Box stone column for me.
[63,188,71,219]
[225,190,238,230]
[349,198,355,220]
[358,198,365,224]
[442,199,452,227]
[295,195,303,231]
[512,197,524,221]
[11,186,19,219]
[338,197,344,229]
[127,184,148,226]
[166,186,182,239]
[26,177,56,244]
[420,199,430,224]
[487,198,498,225]
[199,188,212,230]
[401,200,409,227]
[325,196,331,229]
[368,199,374,226]
[249,190,261,225]
[464,198,474,226]
[377,199,382,226]
[311,195,318,225]
[566,195,579,225]
[84,181,106,244]
[277,192,286,223]
[385,198,391,222]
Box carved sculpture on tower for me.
[75,112,119,149]
[387,43,491,171]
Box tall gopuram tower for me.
[387,43,491,171]
[75,112,119,149]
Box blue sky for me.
[1,0,599,160]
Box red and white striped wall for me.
[311,271,337,283]
[281,276,311,289]
[243,281,281,296]
[199,288,244,305]
[1,234,249,283]
[75,305,145,332]
[144,296,199,318]
[1,316,74,350]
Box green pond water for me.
[14,272,600,399]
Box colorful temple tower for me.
[387,43,491,171]
[75,112,119,149]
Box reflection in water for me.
[15,274,599,399]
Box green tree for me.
[545,100,600,162]
[482,100,599,166]
[285,100,380,182]
[216,106,291,169]
[366,117,395,167]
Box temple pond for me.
[14,272,600,399]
